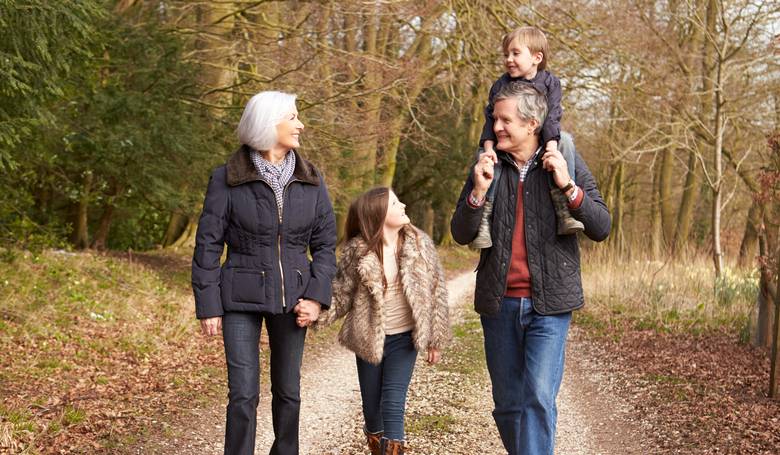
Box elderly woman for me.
[451,83,610,455]
[191,91,337,455]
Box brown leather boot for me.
[379,437,405,455]
[364,428,383,455]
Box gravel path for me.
[142,271,648,454]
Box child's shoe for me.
[550,189,584,235]
[364,427,382,455]
[469,200,493,249]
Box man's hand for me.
[541,143,571,189]
[472,149,498,197]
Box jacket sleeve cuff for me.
[567,186,584,209]
[194,295,224,319]
[466,192,486,208]
[303,277,332,310]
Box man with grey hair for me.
[451,83,610,455]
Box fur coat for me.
[318,225,451,365]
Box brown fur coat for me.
[318,225,451,365]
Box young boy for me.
[471,26,583,249]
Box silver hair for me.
[236,91,297,151]
[493,83,548,134]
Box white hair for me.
[494,83,548,134]
[236,91,297,151]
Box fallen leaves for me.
[0,250,225,454]
[579,321,780,454]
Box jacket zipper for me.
[255,174,298,312]
[278,232,286,309]
[276,178,298,311]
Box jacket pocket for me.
[231,269,267,304]
[295,267,311,293]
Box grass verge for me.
[0,249,224,454]
[579,251,757,337]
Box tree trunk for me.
[608,160,625,255]
[659,139,675,249]
[710,22,725,277]
[437,212,453,247]
[91,181,123,250]
[770,255,780,398]
[674,150,700,255]
[171,218,197,249]
[71,171,93,249]
[194,3,236,104]
[738,201,762,268]
[770,219,780,397]
[346,6,384,190]
[711,112,724,276]
[91,203,115,251]
[651,156,663,259]
[377,116,404,187]
[162,211,190,247]
[335,209,347,244]
[421,202,434,238]
[756,228,777,347]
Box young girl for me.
[313,187,450,455]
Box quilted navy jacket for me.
[191,146,337,319]
[450,151,610,316]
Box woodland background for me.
[1,0,777,260]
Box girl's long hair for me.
[344,187,418,291]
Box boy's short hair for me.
[502,26,550,71]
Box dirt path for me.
[301,272,477,454]
[143,272,648,454]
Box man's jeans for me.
[480,297,571,455]
[355,331,418,440]
[222,311,307,455]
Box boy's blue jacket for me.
[480,70,563,147]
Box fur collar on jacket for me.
[225,145,320,187]
[321,225,451,364]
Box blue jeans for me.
[222,311,307,455]
[355,331,418,440]
[480,297,572,455]
[482,131,577,201]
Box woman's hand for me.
[294,299,321,327]
[200,317,222,336]
[472,149,498,197]
[426,347,441,364]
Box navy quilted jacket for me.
[191,146,337,319]
[451,151,610,316]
